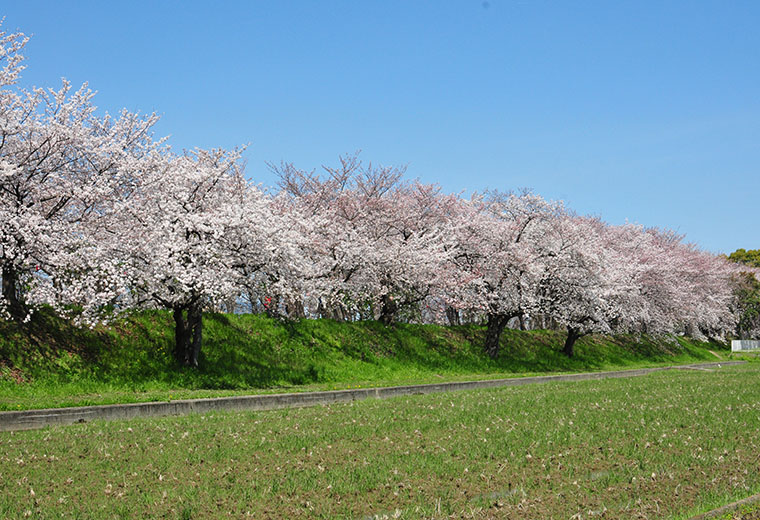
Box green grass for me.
[704,500,760,520]
[2,364,760,518]
[0,308,741,410]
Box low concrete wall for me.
[0,361,743,432]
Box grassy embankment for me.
[0,308,741,410]
[1,363,760,518]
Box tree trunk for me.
[484,313,511,359]
[173,307,189,364]
[330,304,347,321]
[518,314,526,330]
[173,304,203,367]
[538,314,546,329]
[317,298,327,319]
[1,265,24,319]
[221,297,237,314]
[286,298,305,319]
[379,294,398,325]
[317,299,343,321]
[563,326,582,357]
[188,303,202,367]
[445,305,460,326]
[550,317,560,331]
[246,290,261,314]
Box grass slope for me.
[0,309,735,410]
[1,364,759,519]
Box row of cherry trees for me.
[0,25,751,365]
[271,162,740,358]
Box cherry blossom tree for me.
[444,190,565,358]
[271,154,372,320]
[536,219,737,356]
[535,216,635,356]
[0,23,161,320]
[102,147,298,366]
[612,226,736,340]
[273,153,454,324]
[356,180,455,324]
[670,243,736,339]
[226,188,311,321]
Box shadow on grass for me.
[0,309,730,394]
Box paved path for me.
[0,361,744,432]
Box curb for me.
[689,492,760,519]
[0,361,744,432]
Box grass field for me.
[2,363,759,519]
[0,310,736,410]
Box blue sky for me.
[3,1,758,253]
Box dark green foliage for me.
[728,248,760,268]
[727,248,760,338]
[732,272,760,338]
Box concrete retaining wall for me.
[0,361,743,432]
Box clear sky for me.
[3,1,758,254]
